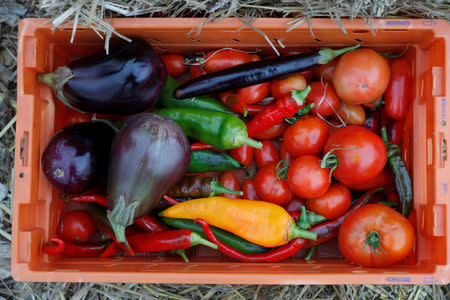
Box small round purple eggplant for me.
[107,113,190,243]
[41,122,116,195]
[37,39,167,115]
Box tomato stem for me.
[276,160,289,179]
[364,231,387,254]
[320,149,339,182]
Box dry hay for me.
[1,0,449,299]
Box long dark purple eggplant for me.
[173,45,359,99]
[38,40,167,115]
[107,113,190,243]
[41,122,115,195]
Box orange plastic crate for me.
[12,18,450,284]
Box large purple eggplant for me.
[41,122,116,195]
[37,40,167,115]
[107,113,190,243]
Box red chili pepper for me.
[134,216,168,232]
[219,92,264,116]
[195,218,305,262]
[242,178,259,200]
[99,242,123,258]
[388,118,404,146]
[288,211,300,222]
[305,189,380,248]
[190,142,216,151]
[229,145,254,167]
[163,195,179,205]
[128,229,217,253]
[87,204,135,256]
[42,238,109,257]
[246,87,311,137]
[64,194,108,207]
[385,58,411,120]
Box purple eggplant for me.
[107,113,190,243]
[37,40,167,115]
[41,122,116,195]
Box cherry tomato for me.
[161,54,186,77]
[283,115,330,157]
[219,171,242,199]
[306,182,351,220]
[333,103,366,126]
[305,81,341,117]
[253,122,288,140]
[283,197,306,212]
[314,58,338,82]
[229,145,254,167]
[388,118,404,146]
[205,49,251,72]
[287,155,330,199]
[279,142,294,166]
[190,64,207,79]
[270,73,307,100]
[57,210,96,242]
[332,49,390,105]
[323,126,387,185]
[339,204,415,267]
[363,107,381,133]
[346,168,392,191]
[237,82,270,105]
[255,162,293,205]
[243,178,259,200]
[385,58,411,120]
[254,140,280,169]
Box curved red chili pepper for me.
[288,211,300,222]
[190,142,216,151]
[134,216,168,232]
[42,238,65,255]
[43,238,109,257]
[163,195,179,205]
[99,242,123,258]
[195,218,305,263]
[65,194,108,207]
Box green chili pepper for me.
[160,217,269,254]
[381,127,413,218]
[157,76,233,114]
[188,150,243,173]
[154,108,262,150]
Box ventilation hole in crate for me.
[19,172,24,178]
[355,38,363,43]
[384,29,408,32]
[21,131,29,167]
[314,38,323,43]
[352,30,369,34]
[232,38,241,43]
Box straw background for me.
[0,0,449,298]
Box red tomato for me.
[305,81,341,117]
[57,210,96,242]
[388,118,404,146]
[283,197,306,212]
[205,49,251,72]
[306,182,351,220]
[323,126,387,185]
[255,162,293,205]
[237,82,270,105]
[253,122,288,140]
[333,103,366,126]
[287,155,330,199]
[161,54,186,77]
[339,204,415,267]
[332,49,390,105]
[282,115,330,157]
[279,142,294,166]
[254,140,280,169]
[346,168,392,191]
[385,58,411,120]
[190,64,207,79]
[219,171,242,199]
[229,145,254,167]
[314,58,338,82]
[243,178,259,200]
[270,73,307,100]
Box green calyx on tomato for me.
[276,160,289,179]
[317,44,360,65]
[364,231,387,254]
[284,103,315,125]
[320,148,339,182]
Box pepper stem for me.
[190,232,218,249]
[210,179,243,197]
[290,85,311,106]
[304,246,316,261]
[364,231,387,254]
[298,206,310,229]
[289,223,317,241]
[106,195,139,243]
[172,249,189,262]
[236,135,262,149]
[318,44,360,65]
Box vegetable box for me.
[12,18,449,284]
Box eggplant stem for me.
[317,44,360,65]
[37,73,56,87]
[106,195,139,243]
